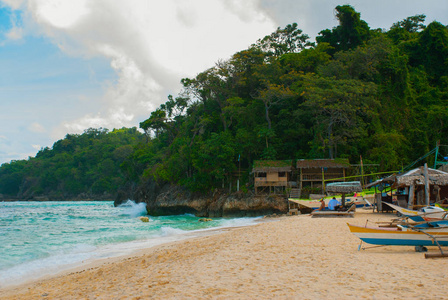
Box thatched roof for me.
[296,158,350,169]
[252,160,293,173]
[384,167,448,187]
[326,181,363,193]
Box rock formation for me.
[115,179,288,217]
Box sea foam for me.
[117,199,148,218]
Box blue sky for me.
[1,5,116,163]
[0,0,447,165]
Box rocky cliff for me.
[114,179,288,217]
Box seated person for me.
[328,197,340,210]
[317,198,325,211]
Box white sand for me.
[1,210,447,299]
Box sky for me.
[0,0,447,165]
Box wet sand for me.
[1,210,447,299]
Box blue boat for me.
[347,221,448,247]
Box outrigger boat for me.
[435,203,448,211]
[347,220,448,248]
[383,202,448,221]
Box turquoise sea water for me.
[0,200,259,287]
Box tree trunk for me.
[264,102,272,130]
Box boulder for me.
[139,216,150,222]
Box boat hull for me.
[384,202,447,221]
[347,223,448,247]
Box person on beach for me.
[317,198,325,211]
[328,197,340,210]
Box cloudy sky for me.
[0,0,447,165]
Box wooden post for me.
[424,163,430,206]
[374,185,378,212]
[417,189,424,205]
[341,193,346,207]
[376,193,382,212]
[360,155,364,188]
[408,182,415,209]
[299,168,303,198]
[321,167,325,195]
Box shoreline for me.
[0,216,266,290]
[2,210,447,299]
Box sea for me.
[0,200,260,288]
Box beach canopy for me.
[382,167,448,188]
[326,181,362,194]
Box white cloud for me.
[32,0,90,29]
[7,0,276,139]
[6,26,23,40]
[31,144,41,151]
[1,0,25,10]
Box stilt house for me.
[296,159,351,193]
[253,160,294,195]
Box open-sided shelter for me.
[380,166,448,209]
[326,181,363,206]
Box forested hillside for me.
[0,128,144,199]
[1,5,447,199]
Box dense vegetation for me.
[1,5,447,198]
[0,128,144,199]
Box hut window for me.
[258,172,267,178]
[278,172,286,178]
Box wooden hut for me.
[378,166,448,210]
[252,160,294,195]
[296,159,351,197]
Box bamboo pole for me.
[323,171,399,183]
[408,182,415,209]
[424,163,430,206]
[434,140,440,168]
[360,155,364,188]
[425,253,448,259]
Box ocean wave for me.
[117,199,148,218]
[159,226,188,236]
[0,243,97,288]
[218,217,262,228]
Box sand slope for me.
[1,211,447,299]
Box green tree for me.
[295,74,377,159]
[253,23,311,57]
[316,5,371,54]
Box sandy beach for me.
[1,210,447,300]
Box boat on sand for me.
[347,221,448,247]
[383,202,448,221]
